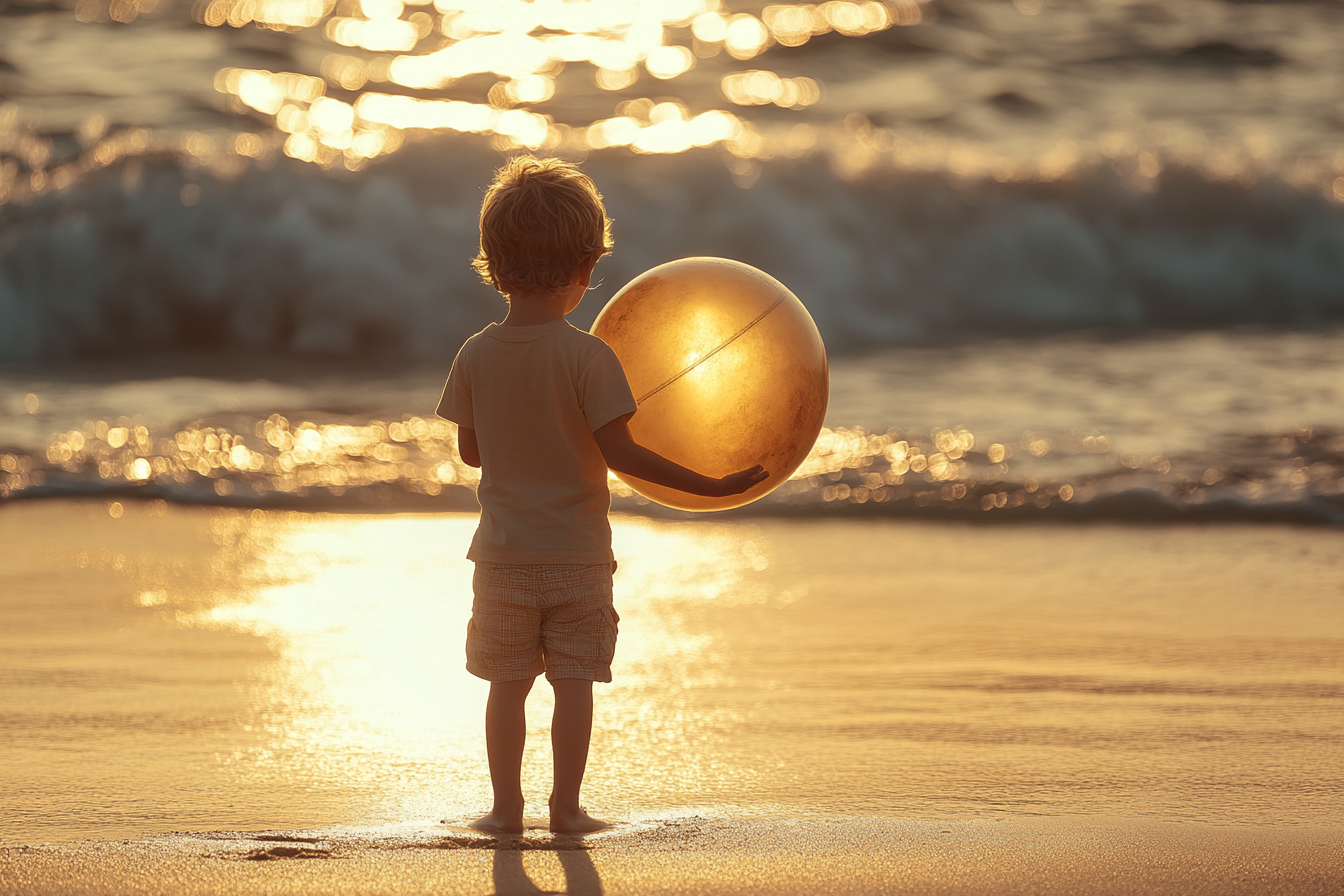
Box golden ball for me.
[591,257,829,511]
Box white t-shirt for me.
[436,320,638,565]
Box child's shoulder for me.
[559,325,626,371]
[557,322,612,349]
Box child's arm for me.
[593,414,768,498]
[458,427,481,467]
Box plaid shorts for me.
[467,562,619,683]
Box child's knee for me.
[489,677,536,700]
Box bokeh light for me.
[7,407,1342,520]
[4,0,1344,204]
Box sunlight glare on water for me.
[9,0,1344,206]
[204,0,896,166]
[8,331,1344,529]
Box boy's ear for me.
[573,260,598,287]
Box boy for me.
[437,156,766,834]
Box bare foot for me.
[548,807,612,834]
[469,811,524,834]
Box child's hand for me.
[712,465,769,496]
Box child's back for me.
[439,319,633,564]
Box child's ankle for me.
[493,799,524,818]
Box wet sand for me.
[2,501,1341,893]
[4,817,1342,896]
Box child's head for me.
[473,156,613,298]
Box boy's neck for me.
[499,266,594,327]
[500,290,570,327]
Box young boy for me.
[437,156,766,834]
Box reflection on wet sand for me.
[2,500,1341,844]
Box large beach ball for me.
[591,257,829,511]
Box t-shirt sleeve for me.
[579,342,638,432]
[435,344,475,430]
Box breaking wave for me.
[3,143,1344,363]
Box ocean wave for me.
[3,145,1344,363]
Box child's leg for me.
[470,677,534,833]
[548,678,609,833]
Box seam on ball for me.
[635,297,785,405]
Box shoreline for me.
[5,487,1344,528]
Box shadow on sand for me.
[489,846,602,896]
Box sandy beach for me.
[2,500,1341,894]
[4,816,1342,896]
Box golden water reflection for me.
[203,0,906,166]
[176,511,777,826]
[159,509,1344,826]
[3,501,1342,841]
[6,1,1344,206]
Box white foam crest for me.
[3,156,1344,362]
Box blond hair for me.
[472,156,613,297]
